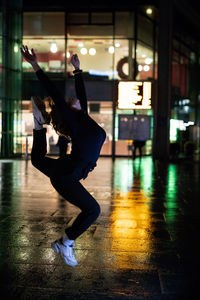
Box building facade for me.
[0,0,200,160]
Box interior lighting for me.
[50,43,58,53]
[144,65,150,71]
[78,42,84,47]
[14,45,19,53]
[115,42,120,47]
[108,46,115,54]
[118,81,151,109]
[145,58,153,64]
[89,48,96,55]
[89,69,118,76]
[66,51,70,58]
[141,54,146,58]
[138,65,143,71]
[80,47,87,55]
[146,8,153,15]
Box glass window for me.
[66,38,131,80]
[67,12,113,25]
[89,101,112,155]
[67,13,89,24]
[91,12,113,24]
[136,42,154,80]
[115,12,134,39]
[115,109,152,156]
[115,39,132,80]
[67,24,113,38]
[66,38,115,77]
[23,12,65,36]
[66,13,115,78]
[23,12,65,72]
[138,14,153,47]
[22,38,65,72]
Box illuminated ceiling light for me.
[89,48,96,55]
[146,8,153,15]
[138,65,143,71]
[141,54,146,58]
[66,51,70,58]
[50,42,58,53]
[108,46,115,54]
[145,58,153,64]
[115,42,120,47]
[14,45,19,53]
[78,42,84,47]
[144,65,150,71]
[80,47,87,55]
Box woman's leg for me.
[31,128,58,177]
[50,175,100,240]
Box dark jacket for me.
[36,69,106,171]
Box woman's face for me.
[66,98,81,110]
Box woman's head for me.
[46,97,71,139]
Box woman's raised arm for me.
[70,54,88,114]
[21,45,64,106]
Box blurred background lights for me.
[89,48,96,55]
[146,8,153,15]
[14,45,19,53]
[78,42,84,47]
[145,58,153,64]
[108,46,115,54]
[66,51,70,58]
[50,42,58,53]
[144,65,150,71]
[80,47,87,55]
[115,42,120,47]
[138,65,143,71]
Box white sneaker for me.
[51,240,78,267]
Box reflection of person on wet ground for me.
[21,45,106,266]
[132,140,146,159]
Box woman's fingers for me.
[31,48,36,56]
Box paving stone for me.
[0,157,199,299]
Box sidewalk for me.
[0,157,198,299]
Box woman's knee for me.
[89,201,101,219]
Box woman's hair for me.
[45,97,71,140]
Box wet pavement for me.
[0,157,199,300]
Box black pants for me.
[132,141,145,159]
[31,128,100,240]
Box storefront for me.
[20,9,157,157]
[1,2,200,158]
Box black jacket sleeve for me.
[35,69,64,107]
[74,71,88,114]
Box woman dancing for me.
[21,45,106,266]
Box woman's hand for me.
[20,45,37,65]
[70,54,80,70]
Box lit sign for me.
[118,81,152,109]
